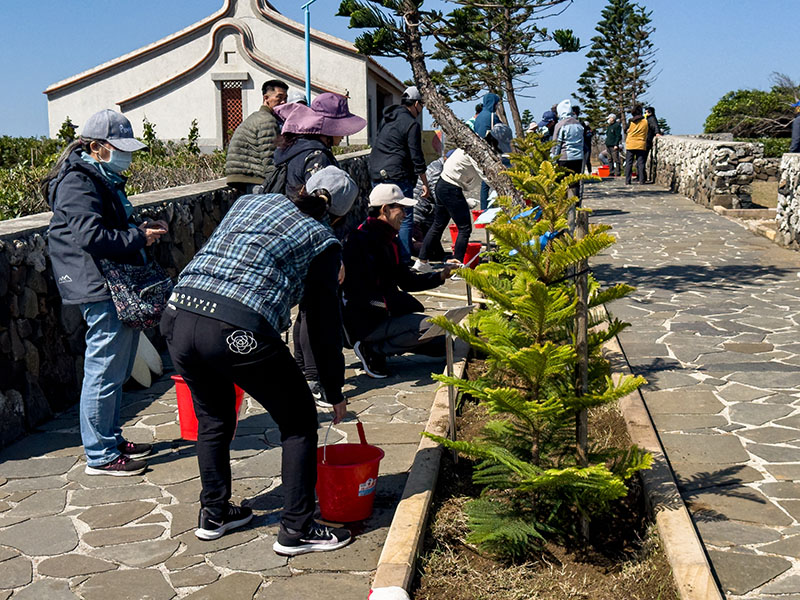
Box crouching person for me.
[342,184,457,379]
[161,167,357,555]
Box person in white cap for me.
[369,85,430,265]
[604,113,622,177]
[43,109,167,476]
[341,184,456,378]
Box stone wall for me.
[654,136,760,209]
[775,154,800,246]
[0,150,371,449]
[754,157,781,182]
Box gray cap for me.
[402,86,422,101]
[306,166,359,216]
[286,90,308,105]
[81,109,147,152]
[489,123,513,154]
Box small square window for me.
[224,51,236,64]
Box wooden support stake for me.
[575,209,590,540]
[445,332,458,463]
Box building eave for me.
[44,0,236,96]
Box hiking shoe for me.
[353,341,389,379]
[308,380,333,408]
[412,259,433,273]
[85,455,147,476]
[195,505,253,540]
[273,522,352,556]
[117,440,153,459]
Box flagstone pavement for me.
[590,178,800,599]
[0,281,465,599]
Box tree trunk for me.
[402,1,518,199]
[503,77,524,138]
[500,9,524,138]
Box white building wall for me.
[45,2,388,147]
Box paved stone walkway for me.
[590,179,800,599]
[0,282,465,599]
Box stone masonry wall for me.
[754,157,781,182]
[0,150,371,449]
[654,136,760,209]
[775,154,800,247]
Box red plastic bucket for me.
[316,421,384,522]
[471,209,485,229]
[172,375,245,441]
[448,223,459,246]
[463,242,482,268]
[598,165,610,177]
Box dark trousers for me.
[364,313,445,357]
[606,145,621,176]
[558,159,583,197]
[625,149,647,184]
[161,308,318,532]
[292,310,317,381]
[420,179,472,262]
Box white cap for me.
[607,113,616,122]
[369,184,418,208]
[402,86,422,101]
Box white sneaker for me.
[412,259,433,273]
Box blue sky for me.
[1,0,796,138]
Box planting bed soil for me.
[413,362,679,600]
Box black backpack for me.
[258,149,332,195]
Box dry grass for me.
[413,383,680,600]
[750,180,779,208]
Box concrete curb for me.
[712,205,775,220]
[604,333,724,600]
[370,340,469,596]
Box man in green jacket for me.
[604,113,622,177]
[225,79,288,193]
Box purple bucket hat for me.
[275,92,366,136]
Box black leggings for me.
[420,179,472,262]
[161,308,318,533]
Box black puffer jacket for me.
[341,217,442,341]
[369,105,426,183]
[273,137,338,199]
[47,149,147,305]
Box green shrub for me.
[0,136,62,169]
[0,162,50,220]
[705,88,793,138]
[735,137,792,158]
[0,129,227,221]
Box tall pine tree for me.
[576,0,656,131]
[337,0,517,197]
[430,1,580,137]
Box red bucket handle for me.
[322,418,369,465]
[357,420,368,445]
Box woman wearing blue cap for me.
[43,109,168,476]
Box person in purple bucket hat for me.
[272,92,366,200]
[273,93,366,407]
